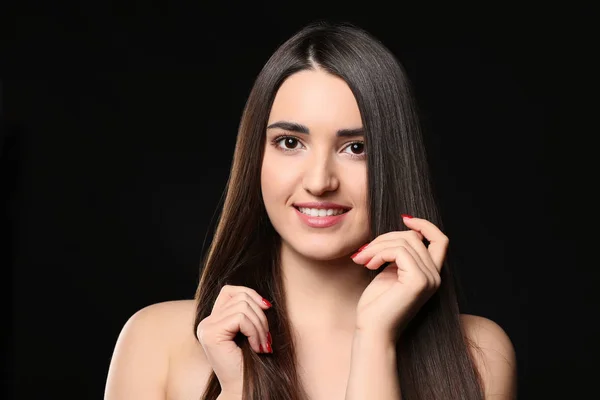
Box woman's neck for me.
[279,241,371,333]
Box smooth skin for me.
[105,69,516,399]
[196,285,273,397]
[104,301,516,399]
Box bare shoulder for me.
[131,299,198,336]
[127,300,195,323]
[105,299,204,399]
[115,299,198,350]
[460,314,518,399]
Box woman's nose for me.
[301,155,339,196]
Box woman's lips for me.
[293,207,349,228]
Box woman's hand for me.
[351,215,448,342]
[196,285,273,396]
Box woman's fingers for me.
[213,284,271,313]
[215,307,266,354]
[220,293,270,353]
[402,216,449,271]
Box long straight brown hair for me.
[194,21,485,399]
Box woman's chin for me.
[280,236,360,261]
[296,245,354,262]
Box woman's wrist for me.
[217,390,243,400]
[218,377,243,398]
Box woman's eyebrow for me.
[266,121,364,137]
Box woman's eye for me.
[276,137,303,150]
[344,142,365,156]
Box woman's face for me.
[261,69,370,260]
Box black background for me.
[3,2,595,399]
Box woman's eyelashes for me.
[270,135,366,160]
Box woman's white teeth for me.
[299,207,345,217]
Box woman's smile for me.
[293,206,350,228]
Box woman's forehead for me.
[268,70,363,131]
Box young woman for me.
[105,21,516,400]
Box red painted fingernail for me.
[262,298,272,308]
[351,244,369,258]
[401,214,413,219]
[267,332,272,345]
[259,344,264,352]
[266,342,273,353]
